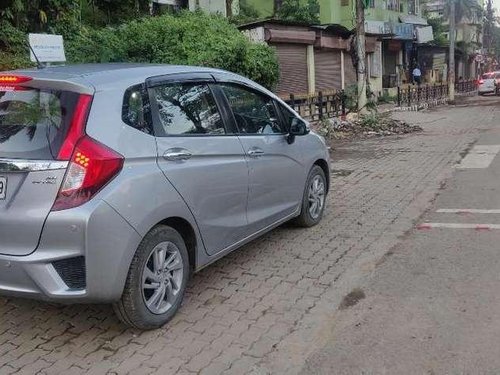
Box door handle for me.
[247,148,265,157]
[163,149,193,161]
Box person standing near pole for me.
[412,66,422,85]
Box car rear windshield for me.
[482,73,494,79]
[0,87,80,160]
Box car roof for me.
[4,63,285,110]
[7,63,258,91]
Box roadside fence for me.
[281,91,346,122]
[397,80,477,110]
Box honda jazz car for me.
[0,64,330,329]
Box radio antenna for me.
[28,42,44,69]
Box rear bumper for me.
[478,86,495,93]
[0,199,142,303]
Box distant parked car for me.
[0,64,330,329]
[478,71,500,95]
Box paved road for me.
[0,96,498,374]
[302,95,500,374]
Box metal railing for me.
[397,80,477,108]
[281,90,346,122]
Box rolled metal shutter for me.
[272,43,308,96]
[315,49,342,92]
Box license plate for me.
[0,177,6,200]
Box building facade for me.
[424,0,483,78]
[239,20,379,96]
[242,0,433,95]
[154,0,239,16]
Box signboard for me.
[365,21,390,35]
[391,23,414,40]
[416,26,434,44]
[28,33,66,63]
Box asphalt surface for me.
[301,96,500,374]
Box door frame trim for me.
[195,206,300,271]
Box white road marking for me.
[456,145,500,169]
[436,209,500,214]
[417,223,500,230]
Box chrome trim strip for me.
[0,159,68,172]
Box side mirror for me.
[287,118,309,144]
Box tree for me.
[426,16,448,46]
[449,0,456,101]
[274,0,320,24]
[444,0,478,101]
[355,0,367,112]
[484,0,495,55]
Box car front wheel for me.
[113,225,190,330]
[294,165,327,227]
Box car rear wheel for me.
[113,225,190,330]
[294,165,327,227]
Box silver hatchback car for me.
[0,64,330,329]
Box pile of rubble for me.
[315,112,423,140]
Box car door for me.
[216,82,305,234]
[148,74,249,256]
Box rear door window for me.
[0,88,80,160]
[151,83,226,136]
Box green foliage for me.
[229,1,261,25]
[343,84,377,113]
[64,26,126,63]
[0,10,279,89]
[0,21,32,70]
[275,0,320,24]
[377,92,396,104]
[427,17,448,46]
[360,112,380,128]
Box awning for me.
[400,15,428,26]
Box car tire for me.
[113,225,190,330]
[294,165,327,227]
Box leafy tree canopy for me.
[275,0,320,24]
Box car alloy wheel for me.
[142,241,184,315]
[308,175,325,220]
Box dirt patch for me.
[331,169,354,177]
[203,295,228,306]
[459,141,475,159]
[339,288,366,310]
[315,112,423,143]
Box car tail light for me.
[479,79,484,84]
[57,95,93,160]
[52,94,124,211]
[0,75,32,84]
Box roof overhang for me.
[400,15,428,25]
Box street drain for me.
[339,288,366,310]
[331,169,354,177]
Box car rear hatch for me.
[480,73,496,90]
[0,74,94,256]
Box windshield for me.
[0,87,80,160]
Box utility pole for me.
[356,0,367,112]
[448,0,456,102]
